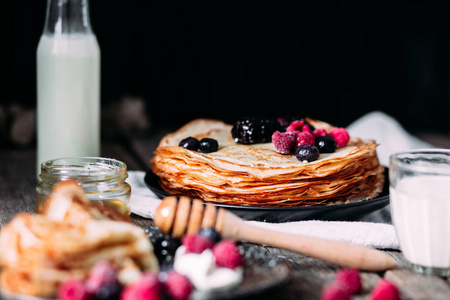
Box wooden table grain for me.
[1,133,450,300]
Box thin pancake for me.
[151,119,384,207]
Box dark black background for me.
[6,1,450,133]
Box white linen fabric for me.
[128,111,434,250]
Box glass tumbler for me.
[389,149,450,276]
[36,157,131,216]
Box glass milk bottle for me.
[36,0,100,177]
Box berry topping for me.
[302,119,316,132]
[370,279,400,300]
[120,273,161,300]
[153,234,181,266]
[231,117,277,144]
[85,261,123,300]
[286,120,305,132]
[58,279,90,300]
[178,137,199,151]
[146,227,164,245]
[321,283,352,300]
[163,271,193,300]
[85,261,120,292]
[94,281,123,300]
[329,127,350,148]
[296,131,315,147]
[199,138,219,153]
[295,145,320,162]
[181,234,214,254]
[272,131,296,154]
[212,240,243,269]
[276,117,292,132]
[313,128,328,137]
[335,268,362,294]
[198,227,222,244]
[302,124,312,133]
[315,135,337,153]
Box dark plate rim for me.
[144,168,389,212]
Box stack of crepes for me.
[151,119,385,207]
[0,180,158,298]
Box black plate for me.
[0,244,289,300]
[144,169,389,222]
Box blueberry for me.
[315,135,337,153]
[198,227,221,244]
[295,145,320,162]
[199,138,219,153]
[179,137,200,151]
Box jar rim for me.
[39,157,128,181]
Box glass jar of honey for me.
[36,157,131,215]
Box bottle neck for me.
[43,0,93,35]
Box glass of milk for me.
[389,149,450,276]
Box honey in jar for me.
[36,157,131,215]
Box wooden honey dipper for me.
[154,196,397,271]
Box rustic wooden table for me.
[1,131,449,300]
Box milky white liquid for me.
[37,34,100,176]
[390,176,450,268]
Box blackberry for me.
[145,227,164,245]
[146,227,181,265]
[198,227,221,244]
[179,137,200,151]
[315,135,337,153]
[199,138,219,153]
[295,145,320,162]
[94,281,123,300]
[153,234,181,265]
[231,117,277,144]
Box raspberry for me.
[286,120,305,132]
[370,279,400,300]
[335,268,362,294]
[321,283,352,300]
[120,273,161,300]
[296,131,315,147]
[58,279,90,300]
[181,234,214,254]
[313,128,328,137]
[212,240,243,269]
[272,131,296,154]
[302,124,312,133]
[329,127,350,148]
[85,261,120,292]
[164,271,193,300]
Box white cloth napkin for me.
[128,111,434,250]
[347,111,432,167]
